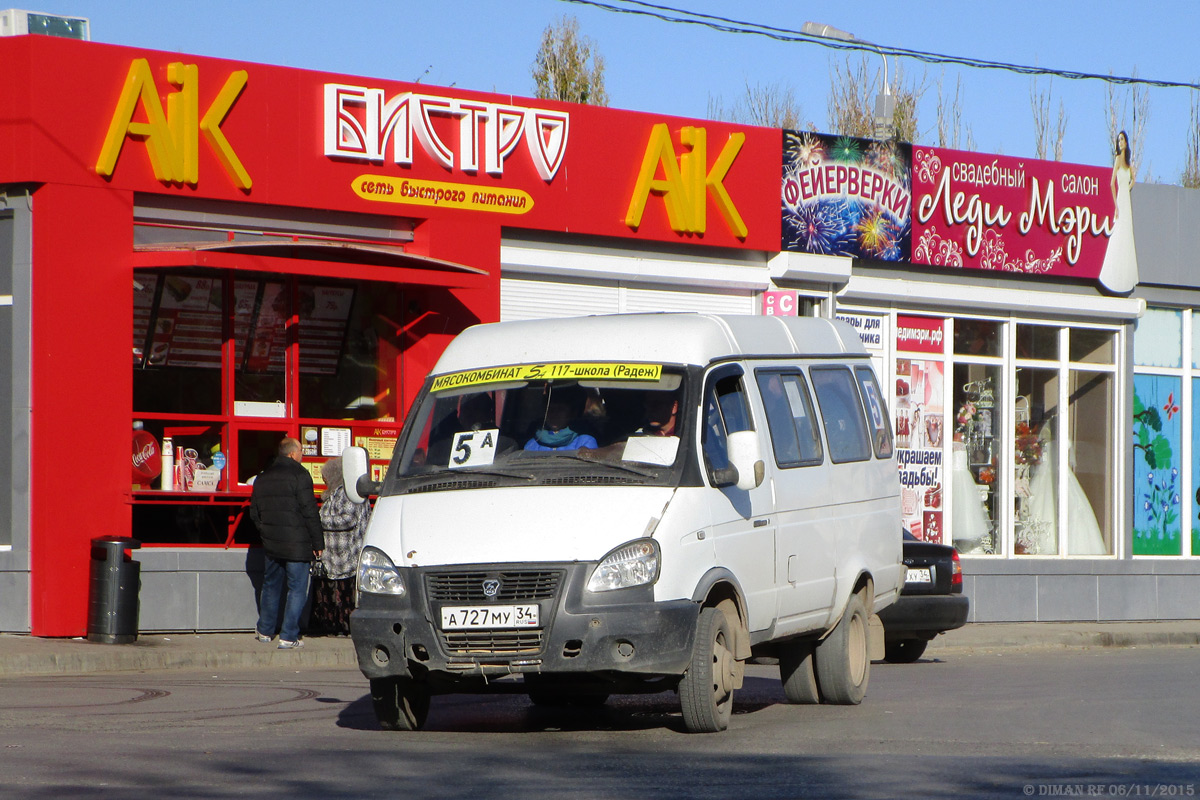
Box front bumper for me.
[877,593,969,640]
[350,562,699,686]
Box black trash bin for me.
[87,537,142,644]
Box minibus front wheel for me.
[679,604,738,733]
[370,676,431,731]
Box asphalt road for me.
[2,648,1197,799]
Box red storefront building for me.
[8,33,1198,638]
[0,36,780,636]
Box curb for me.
[0,634,359,677]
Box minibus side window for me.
[702,369,753,476]
[810,366,872,464]
[854,366,894,459]
[755,369,823,467]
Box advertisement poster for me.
[835,313,886,351]
[895,355,945,544]
[1133,374,1183,555]
[910,146,1130,291]
[781,131,912,261]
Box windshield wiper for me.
[410,466,536,481]
[532,452,660,478]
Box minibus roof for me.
[432,313,868,375]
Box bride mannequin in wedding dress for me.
[1097,130,1139,294]
[951,435,991,553]
[1022,421,1107,555]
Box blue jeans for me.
[256,556,311,642]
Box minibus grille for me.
[426,570,562,602]
[440,630,543,656]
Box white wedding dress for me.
[1097,163,1139,294]
[951,443,991,553]
[1023,437,1107,555]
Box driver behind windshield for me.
[524,391,599,452]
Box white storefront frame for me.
[837,273,1143,562]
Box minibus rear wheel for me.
[778,639,821,704]
[813,592,870,705]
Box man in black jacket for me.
[250,437,323,649]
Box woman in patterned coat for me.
[309,456,371,635]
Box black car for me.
[877,530,970,662]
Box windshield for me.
[384,363,688,492]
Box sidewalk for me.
[2,621,1198,677]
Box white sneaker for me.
[254,631,272,643]
[277,639,304,649]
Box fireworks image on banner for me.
[782,131,911,261]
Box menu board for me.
[138,275,223,369]
[243,282,287,373]
[133,272,160,366]
[298,285,355,376]
[136,274,355,375]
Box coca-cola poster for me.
[132,429,161,487]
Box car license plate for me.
[905,566,933,584]
[440,604,539,630]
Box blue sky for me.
[31,0,1200,182]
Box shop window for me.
[131,269,403,545]
[1132,307,1198,557]
[953,318,1001,357]
[237,428,291,486]
[1068,370,1113,555]
[1134,308,1182,368]
[1016,324,1059,361]
[894,352,946,543]
[298,281,401,421]
[233,279,287,413]
[1133,374,1183,555]
[1013,366,1059,554]
[1069,329,1114,365]
[952,363,1001,555]
[1192,378,1200,556]
[133,273,223,416]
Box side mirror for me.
[342,446,377,504]
[725,430,765,491]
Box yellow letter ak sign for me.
[96,59,252,190]
[625,123,746,239]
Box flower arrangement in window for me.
[1014,421,1043,466]
[955,401,979,433]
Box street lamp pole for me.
[801,21,895,139]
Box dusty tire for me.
[679,606,737,733]
[814,593,870,705]
[370,677,431,731]
[883,638,928,664]
[778,639,821,704]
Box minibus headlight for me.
[587,539,660,592]
[358,546,406,597]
